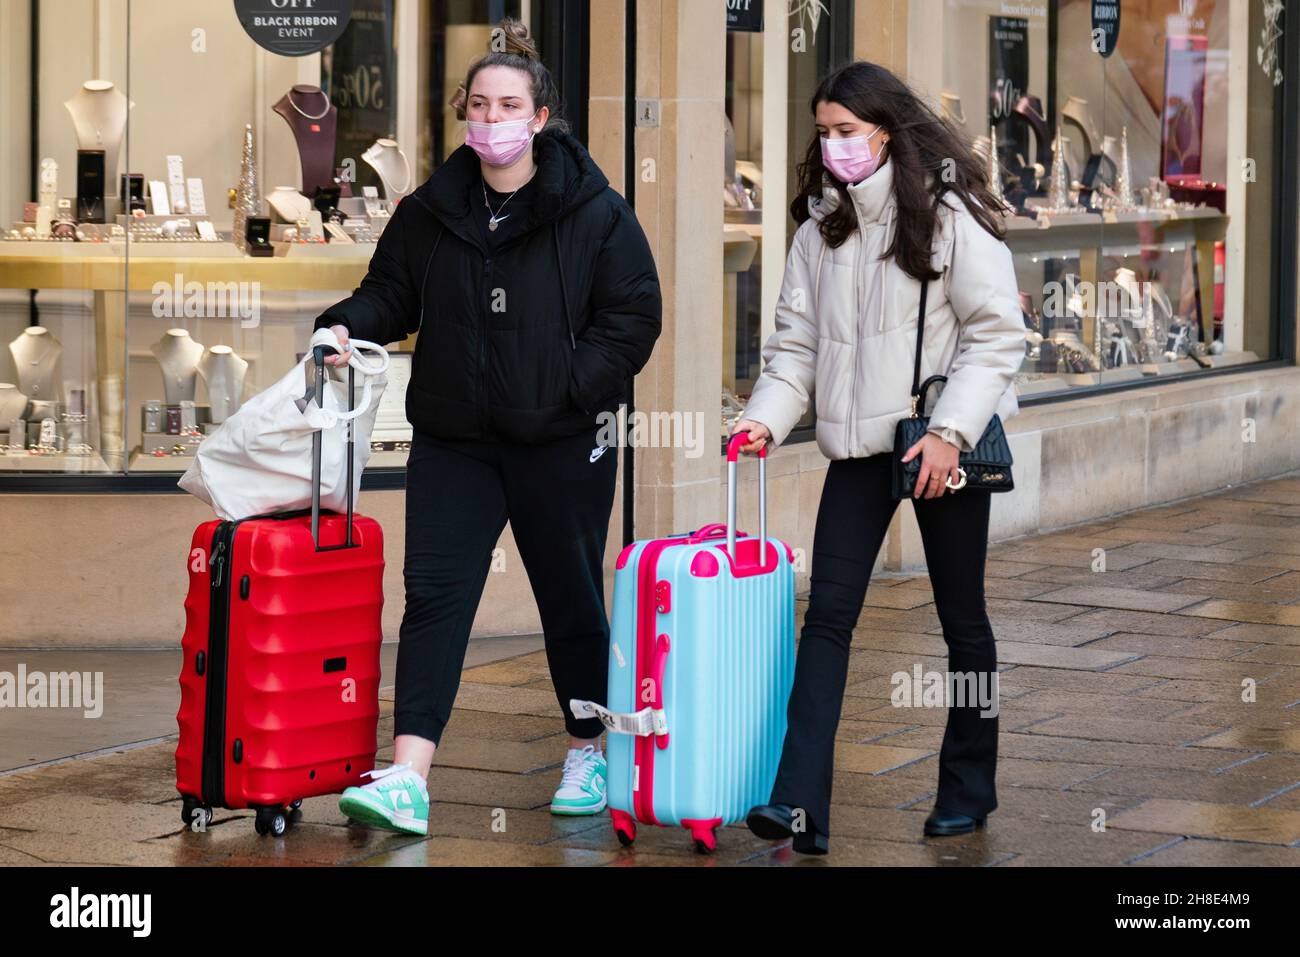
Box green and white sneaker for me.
[550,745,607,816]
[338,762,430,835]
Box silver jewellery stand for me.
[310,344,356,552]
[725,432,767,562]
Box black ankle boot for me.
[745,804,829,855]
[923,806,988,837]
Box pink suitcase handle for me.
[724,434,767,562]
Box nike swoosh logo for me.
[590,446,608,463]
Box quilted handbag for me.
[891,279,1014,499]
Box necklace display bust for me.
[272,85,338,197]
[64,80,133,196]
[198,345,248,423]
[266,186,313,224]
[361,138,413,201]
[0,382,28,422]
[9,327,63,401]
[151,329,205,403]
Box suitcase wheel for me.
[254,806,290,837]
[687,824,718,855]
[610,808,637,847]
[180,796,213,830]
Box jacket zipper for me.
[846,229,864,453]
[200,520,236,808]
[478,254,491,431]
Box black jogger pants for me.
[392,423,617,746]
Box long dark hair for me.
[792,61,1008,281]
[451,17,569,134]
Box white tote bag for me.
[178,328,391,521]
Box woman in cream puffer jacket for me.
[738,61,1027,855]
[739,122,1024,457]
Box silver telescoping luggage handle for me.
[725,432,767,562]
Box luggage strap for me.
[569,699,668,738]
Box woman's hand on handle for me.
[322,324,353,367]
[901,431,961,499]
[731,419,772,456]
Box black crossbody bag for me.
[890,279,1015,499]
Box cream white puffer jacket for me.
[742,157,1024,458]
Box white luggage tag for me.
[569,699,667,737]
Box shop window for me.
[723,0,853,443]
[0,0,568,483]
[914,0,1286,397]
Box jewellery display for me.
[0,384,28,447]
[273,85,338,197]
[939,91,966,127]
[4,416,25,452]
[287,86,330,120]
[197,345,248,423]
[37,157,57,237]
[266,186,313,223]
[148,179,170,215]
[185,177,207,216]
[60,389,91,455]
[121,172,146,212]
[361,139,414,201]
[150,328,205,403]
[165,155,188,213]
[1060,95,1097,161]
[64,80,132,196]
[142,399,164,433]
[9,327,63,401]
[244,215,273,256]
[178,399,198,433]
[1011,95,1050,180]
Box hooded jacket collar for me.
[405,129,609,251]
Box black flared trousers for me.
[769,451,1000,836]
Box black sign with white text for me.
[234,0,353,57]
[1091,1,1121,57]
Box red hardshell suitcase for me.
[175,346,384,837]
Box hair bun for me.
[492,17,539,60]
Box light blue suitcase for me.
[571,435,796,853]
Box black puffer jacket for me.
[313,130,662,443]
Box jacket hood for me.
[406,129,608,248]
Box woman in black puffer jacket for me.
[314,20,661,835]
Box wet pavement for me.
[1,474,1298,866]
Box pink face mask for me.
[465,112,541,167]
[820,125,887,184]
